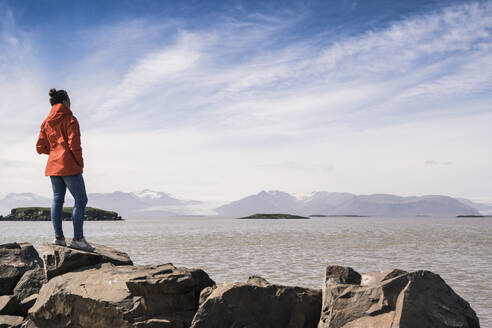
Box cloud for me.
[425,160,452,166]
[0,1,491,202]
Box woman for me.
[36,88,93,251]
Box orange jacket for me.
[36,103,84,176]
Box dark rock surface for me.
[190,277,322,328]
[0,295,24,316]
[0,314,24,328]
[42,242,133,279]
[13,268,46,301]
[318,265,480,328]
[29,262,215,328]
[0,243,42,295]
[19,294,37,314]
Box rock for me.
[318,266,480,328]
[29,262,214,328]
[190,277,322,328]
[0,295,24,316]
[324,266,361,285]
[42,242,133,279]
[19,294,38,313]
[186,268,216,307]
[13,268,46,300]
[15,319,39,328]
[133,312,195,328]
[246,275,270,287]
[198,286,216,307]
[0,315,24,328]
[0,243,42,295]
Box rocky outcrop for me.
[29,262,214,328]
[0,314,24,328]
[0,243,42,295]
[0,207,122,221]
[1,241,482,328]
[190,277,322,328]
[42,242,133,279]
[318,265,480,328]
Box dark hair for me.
[49,88,69,106]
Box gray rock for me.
[186,268,216,307]
[13,268,46,301]
[0,315,24,328]
[16,319,39,328]
[19,294,38,313]
[12,319,39,328]
[190,277,322,328]
[0,243,42,295]
[198,286,216,307]
[324,266,361,286]
[318,266,480,328]
[42,242,133,280]
[132,311,195,328]
[29,262,214,328]
[246,275,270,287]
[0,295,24,316]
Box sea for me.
[1,216,491,326]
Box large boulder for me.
[318,265,480,328]
[29,262,215,328]
[190,277,321,328]
[0,243,42,295]
[13,268,46,301]
[42,242,133,279]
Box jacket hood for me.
[45,103,72,124]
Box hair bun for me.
[49,88,57,97]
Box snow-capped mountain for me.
[130,189,200,206]
[0,190,204,217]
[0,193,52,215]
[214,191,482,217]
[86,190,203,216]
[325,194,479,217]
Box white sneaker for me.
[69,237,95,252]
[52,237,67,246]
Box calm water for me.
[1,216,491,326]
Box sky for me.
[0,0,491,202]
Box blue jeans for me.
[50,174,88,239]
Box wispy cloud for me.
[0,1,491,201]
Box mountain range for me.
[1,190,490,217]
[214,191,486,217]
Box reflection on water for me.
[1,216,491,325]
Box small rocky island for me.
[309,214,369,217]
[0,241,480,328]
[0,207,122,221]
[237,213,310,219]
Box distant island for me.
[309,214,369,217]
[237,213,309,219]
[456,215,492,218]
[0,207,122,221]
